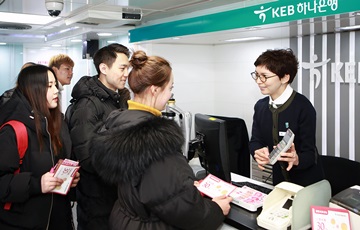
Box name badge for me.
[279,131,286,137]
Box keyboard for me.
[231,181,272,195]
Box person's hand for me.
[278,143,299,171]
[71,172,80,187]
[254,147,270,170]
[193,179,204,187]
[41,172,63,193]
[212,195,233,215]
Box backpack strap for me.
[88,96,105,121]
[66,96,105,123]
[0,120,28,210]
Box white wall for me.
[24,45,97,112]
[0,45,24,94]
[13,38,289,134]
[213,39,290,132]
[138,38,290,135]
[134,43,216,114]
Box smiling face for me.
[254,65,289,100]
[46,71,59,109]
[52,63,73,86]
[100,53,130,92]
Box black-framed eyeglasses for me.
[251,72,277,83]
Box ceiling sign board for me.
[129,0,360,43]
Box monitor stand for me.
[188,157,206,180]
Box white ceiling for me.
[0,0,359,48]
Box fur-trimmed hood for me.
[90,109,184,184]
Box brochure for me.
[197,174,268,211]
[51,158,80,195]
[311,206,351,230]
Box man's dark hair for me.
[93,43,130,75]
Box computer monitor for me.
[194,113,231,182]
[208,115,250,177]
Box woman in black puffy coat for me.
[0,65,79,229]
[91,50,232,230]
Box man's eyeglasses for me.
[251,72,277,83]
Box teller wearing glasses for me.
[248,48,324,187]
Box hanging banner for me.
[129,0,360,42]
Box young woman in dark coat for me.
[0,65,80,229]
[91,50,232,230]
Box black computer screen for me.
[195,113,231,182]
[208,115,250,177]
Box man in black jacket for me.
[66,43,131,230]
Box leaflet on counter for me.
[311,206,351,230]
[197,174,267,210]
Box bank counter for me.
[223,173,334,230]
[223,173,273,230]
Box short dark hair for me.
[93,43,130,75]
[254,48,299,83]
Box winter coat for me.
[66,76,130,230]
[0,88,15,108]
[0,89,73,230]
[91,109,225,230]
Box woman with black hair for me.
[0,64,79,229]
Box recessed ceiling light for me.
[47,27,79,38]
[0,42,6,45]
[51,44,61,47]
[71,39,82,43]
[0,12,59,25]
[224,37,266,42]
[97,33,112,37]
[107,40,117,43]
